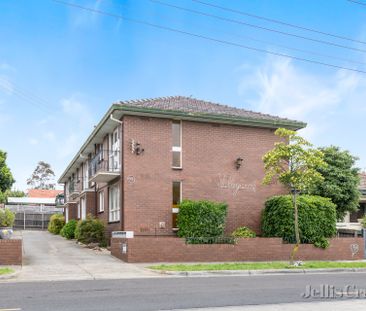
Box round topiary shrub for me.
[261,195,337,248]
[75,215,106,246]
[60,219,77,239]
[48,214,65,235]
[177,200,228,238]
[231,226,256,238]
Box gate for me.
[6,205,63,230]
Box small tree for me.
[27,161,56,190]
[308,146,360,221]
[262,128,326,263]
[0,150,15,196]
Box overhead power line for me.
[193,0,366,45]
[347,0,366,6]
[110,0,366,66]
[52,0,366,74]
[149,0,366,54]
[0,77,54,114]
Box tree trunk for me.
[290,191,300,264]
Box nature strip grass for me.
[149,261,366,271]
[0,268,14,275]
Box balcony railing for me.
[89,149,121,183]
[55,193,65,206]
[68,179,81,199]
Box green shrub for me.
[231,226,256,238]
[0,208,15,227]
[48,214,65,235]
[361,216,366,228]
[75,216,106,246]
[60,219,77,239]
[177,200,228,238]
[261,195,337,248]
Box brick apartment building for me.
[58,96,306,241]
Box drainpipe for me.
[110,114,124,231]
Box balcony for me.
[89,149,121,183]
[68,179,81,200]
[55,193,65,207]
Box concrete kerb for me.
[149,267,366,277]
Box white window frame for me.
[172,120,182,169]
[83,161,89,190]
[77,202,80,219]
[172,181,182,214]
[99,191,105,213]
[81,197,86,220]
[109,184,120,222]
[109,127,121,172]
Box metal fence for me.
[5,205,63,230]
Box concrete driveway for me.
[12,230,157,282]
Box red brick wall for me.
[0,238,22,265]
[65,202,78,221]
[111,237,364,263]
[122,115,285,236]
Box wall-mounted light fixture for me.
[235,157,243,170]
[130,139,145,156]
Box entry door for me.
[109,127,120,172]
[81,197,86,220]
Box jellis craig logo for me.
[302,284,366,299]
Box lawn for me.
[149,261,366,271]
[0,267,14,275]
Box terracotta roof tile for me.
[117,96,303,125]
[27,189,63,199]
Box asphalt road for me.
[1,272,366,311]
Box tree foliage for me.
[0,150,15,194]
[307,146,360,221]
[262,128,326,261]
[27,161,56,190]
[0,189,26,204]
[262,128,326,192]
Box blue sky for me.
[0,0,366,190]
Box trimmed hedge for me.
[48,214,65,235]
[60,219,77,239]
[261,195,337,247]
[177,200,228,238]
[231,226,256,238]
[75,216,106,246]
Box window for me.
[172,121,182,168]
[83,161,89,190]
[81,197,86,220]
[109,127,121,172]
[65,207,69,223]
[77,202,80,219]
[172,181,182,229]
[99,191,104,213]
[109,184,120,222]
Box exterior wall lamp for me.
[235,157,243,170]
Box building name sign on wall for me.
[217,174,256,196]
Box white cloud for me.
[0,63,15,72]
[0,75,14,95]
[58,95,95,159]
[237,56,366,167]
[29,138,39,145]
[43,131,56,141]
